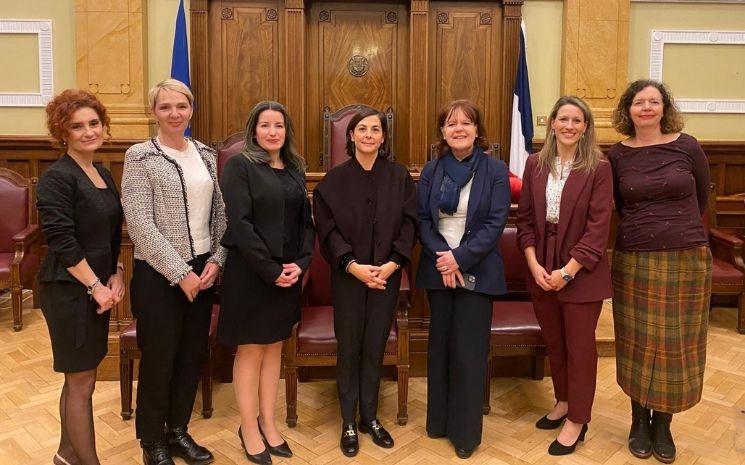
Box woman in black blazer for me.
[37,89,123,465]
[313,107,417,457]
[218,101,315,465]
[416,100,510,459]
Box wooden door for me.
[305,2,410,170]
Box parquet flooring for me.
[1,290,744,465]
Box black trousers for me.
[331,269,401,424]
[131,254,214,441]
[426,288,492,450]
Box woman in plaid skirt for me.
[608,79,712,464]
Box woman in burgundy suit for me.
[516,96,613,456]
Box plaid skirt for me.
[612,246,712,413]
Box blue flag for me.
[509,22,534,178]
[171,0,192,136]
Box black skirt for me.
[217,247,301,345]
[40,281,110,373]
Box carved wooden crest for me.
[348,55,369,77]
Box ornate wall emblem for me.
[437,12,449,24]
[221,8,234,20]
[319,10,331,22]
[266,9,278,21]
[480,13,492,25]
[386,11,398,24]
[348,55,369,77]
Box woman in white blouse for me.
[121,79,226,465]
[516,96,613,456]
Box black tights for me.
[55,369,99,465]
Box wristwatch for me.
[560,267,574,283]
[87,278,102,296]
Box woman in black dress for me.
[37,89,123,465]
[218,101,315,465]
[313,107,418,457]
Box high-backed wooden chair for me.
[0,168,41,331]
[283,240,411,426]
[706,183,745,333]
[322,104,394,170]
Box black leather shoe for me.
[141,440,175,465]
[359,419,394,448]
[455,446,474,459]
[535,413,568,430]
[548,424,588,456]
[257,421,293,457]
[340,423,359,457]
[238,427,272,465]
[629,400,653,459]
[167,427,214,465]
[651,411,676,464]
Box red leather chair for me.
[0,168,41,331]
[706,183,745,333]
[322,104,394,170]
[483,227,546,414]
[283,240,411,426]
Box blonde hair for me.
[538,96,603,176]
[148,78,194,109]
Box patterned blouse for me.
[545,157,573,223]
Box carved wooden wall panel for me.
[208,1,281,143]
[306,3,410,171]
[429,3,504,155]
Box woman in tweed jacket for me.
[121,79,226,465]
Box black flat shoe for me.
[535,413,568,430]
[455,446,474,459]
[340,423,359,457]
[167,426,214,465]
[238,427,272,465]
[426,431,445,439]
[359,419,394,448]
[141,440,176,465]
[548,424,588,456]
[257,420,293,457]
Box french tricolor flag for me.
[509,21,533,179]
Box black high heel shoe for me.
[237,426,272,465]
[257,420,293,457]
[548,424,588,456]
[535,413,568,430]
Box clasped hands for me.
[275,263,302,288]
[179,262,221,302]
[529,264,569,292]
[348,261,398,290]
[436,250,465,289]
[91,268,125,314]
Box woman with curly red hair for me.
[37,89,124,465]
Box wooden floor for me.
[1,291,744,465]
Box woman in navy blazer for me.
[416,100,510,459]
[516,96,612,456]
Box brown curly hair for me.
[433,99,489,157]
[46,89,111,149]
[611,79,684,137]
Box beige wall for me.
[628,2,745,141]
[1,0,743,140]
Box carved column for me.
[283,0,306,155]
[190,0,210,143]
[75,0,152,138]
[562,0,629,140]
[409,0,429,170]
[501,0,523,163]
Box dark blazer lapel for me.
[286,168,307,194]
[464,155,486,229]
[557,168,586,248]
